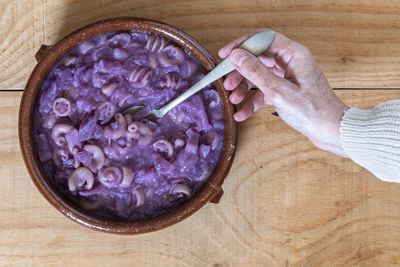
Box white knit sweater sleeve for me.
[339,100,400,183]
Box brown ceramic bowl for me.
[19,17,237,234]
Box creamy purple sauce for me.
[33,31,225,220]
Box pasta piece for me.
[98,167,122,188]
[63,56,77,67]
[180,59,198,78]
[132,189,145,208]
[72,148,80,168]
[68,167,94,191]
[146,34,166,53]
[79,41,95,54]
[51,124,75,146]
[66,129,81,153]
[113,48,129,60]
[206,131,222,150]
[124,113,133,125]
[171,184,192,199]
[58,148,69,162]
[101,83,117,96]
[108,33,131,48]
[126,121,153,146]
[41,113,57,129]
[83,145,105,171]
[105,113,127,140]
[174,138,185,148]
[152,139,174,160]
[103,143,129,159]
[159,45,185,67]
[96,101,116,124]
[120,167,134,188]
[128,67,151,88]
[162,73,182,90]
[52,97,72,117]
[204,89,221,108]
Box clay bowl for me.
[19,17,237,234]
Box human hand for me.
[218,30,349,157]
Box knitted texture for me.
[340,100,400,183]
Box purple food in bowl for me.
[33,30,225,220]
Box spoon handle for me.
[155,30,276,118]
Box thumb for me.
[229,48,292,98]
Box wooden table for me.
[2,0,400,266]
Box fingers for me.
[229,48,293,97]
[229,79,252,105]
[223,70,244,90]
[258,54,285,78]
[233,90,265,122]
[218,29,268,59]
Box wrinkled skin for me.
[219,30,349,157]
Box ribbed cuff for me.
[340,100,400,183]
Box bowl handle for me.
[35,44,53,62]
[210,188,224,204]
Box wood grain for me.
[3,0,400,90]
[2,90,400,266]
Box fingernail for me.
[223,79,230,89]
[233,113,240,121]
[230,49,247,67]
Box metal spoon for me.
[122,30,276,120]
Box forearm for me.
[340,100,400,182]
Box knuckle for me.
[294,43,312,60]
[246,60,264,81]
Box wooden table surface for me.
[2,0,400,266]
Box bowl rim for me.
[19,17,237,234]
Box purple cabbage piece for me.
[110,87,129,105]
[153,148,200,179]
[66,129,81,151]
[114,196,132,218]
[188,95,212,131]
[76,151,95,172]
[135,169,157,186]
[199,144,211,158]
[39,81,58,113]
[170,94,212,131]
[108,33,131,48]
[96,101,116,124]
[72,67,87,86]
[79,114,99,142]
[82,68,94,84]
[124,52,147,68]
[76,98,96,113]
[54,68,74,90]
[185,129,199,155]
[92,72,110,88]
[94,59,128,76]
[94,45,114,61]
[131,31,148,43]
[36,133,52,162]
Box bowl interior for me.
[19,17,237,234]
